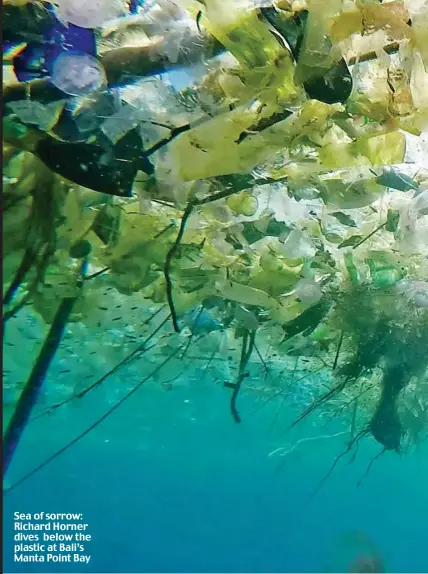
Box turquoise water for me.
[3,364,428,573]
[4,3,428,572]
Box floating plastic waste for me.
[182,306,224,335]
[51,52,107,97]
[3,0,428,493]
[53,0,126,29]
[295,279,323,305]
[396,279,428,307]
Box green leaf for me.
[385,209,400,232]
[331,211,357,227]
[338,235,363,248]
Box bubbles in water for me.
[53,0,125,29]
[51,52,107,96]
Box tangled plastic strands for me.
[253,342,273,385]
[3,258,87,476]
[250,366,325,417]
[305,428,370,505]
[287,375,352,432]
[321,381,376,429]
[269,356,300,433]
[356,447,387,488]
[285,319,405,436]
[30,306,169,421]
[271,431,347,474]
[4,343,183,494]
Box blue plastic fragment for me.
[182,306,224,335]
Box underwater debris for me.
[182,305,223,335]
[50,52,107,97]
[356,447,386,488]
[306,428,369,504]
[53,0,126,29]
[2,0,428,490]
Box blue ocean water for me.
[3,370,428,573]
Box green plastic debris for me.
[339,235,364,249]
[331,212,357,227]
[385,209,400,233]
[343,252,361,285]
[376,170,419,192]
